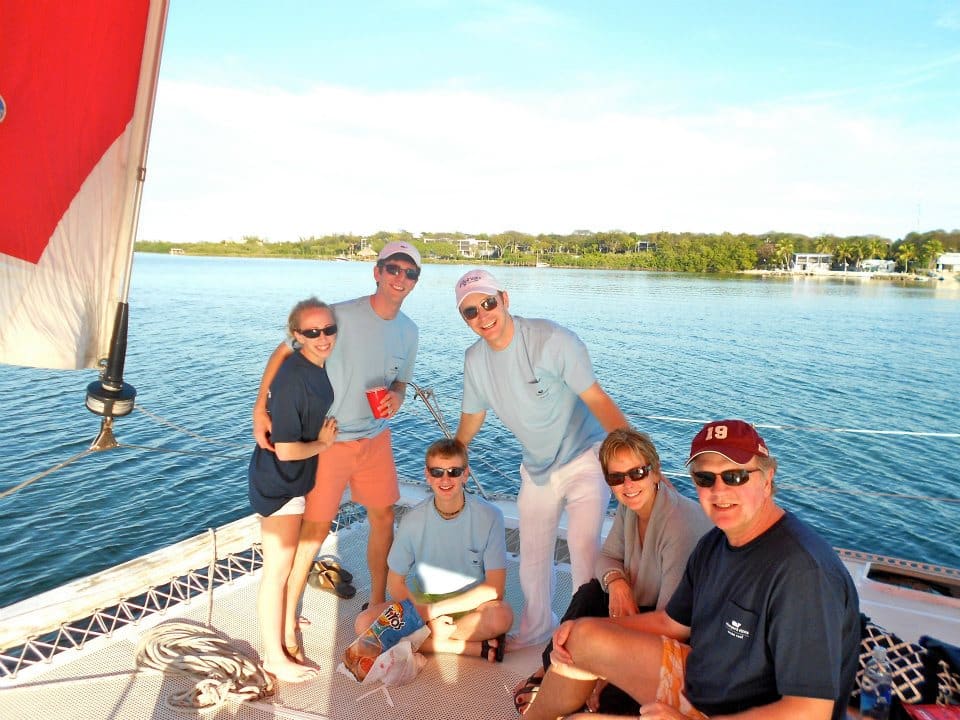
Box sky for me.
[136,0,960,243]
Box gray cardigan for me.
[595,482,713,609]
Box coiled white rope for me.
[135,621,274,714]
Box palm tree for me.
[921,239,944,270]
[865,239,888,260]
[896,243,917,273]
[774,241,794,269]
[834,241,854,271]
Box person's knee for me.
[565,617,609,659]
[298,519,332,546]
[489,600,514,631]
[366,505,395,531]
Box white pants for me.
[513,444,610,647]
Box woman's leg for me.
[542,578,609,668]
[259,512,317,681]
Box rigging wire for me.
[2,396,958,504]
[639,414,960,439]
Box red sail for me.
[0,0,168,369]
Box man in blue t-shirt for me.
[452,268,629,648]
[354,438,513,662]
[523,420,860,720]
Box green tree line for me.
[136,228,960,274]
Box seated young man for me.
[521,420,860,720]
[354,438,513,662]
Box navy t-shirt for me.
[247,351,334,515]
[665,512,860,719]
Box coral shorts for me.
[304,428,400,522]
[658,637,708,720]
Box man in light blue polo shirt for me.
[453,269,629,647]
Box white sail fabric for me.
[0,0,168,370]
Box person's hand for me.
[378,389,404,418]
[637,701,690,719]
[253,406,274,451]
[549,620,576,666]
[427,615,456,641]
[585,679,608,712]
[607,579,639,618]
[318,416,338,449]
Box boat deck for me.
[3,483,958,719]
[0,514,569,720]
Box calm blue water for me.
[1,254,958,608]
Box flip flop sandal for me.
[313,555,353,584]
[513,669,543,715]
[307,567,356,599]
[481,633,506,663]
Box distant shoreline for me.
[141,250,957,286]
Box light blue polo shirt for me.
[461,316,604,484]
[388,494,507,596]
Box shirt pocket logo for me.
[722,600,757,641]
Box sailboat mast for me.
[86,0,170,428]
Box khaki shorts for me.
[269,495,306,517]
[304,428,400,522]
[658,637,708,720]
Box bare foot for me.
[263,657,318,683]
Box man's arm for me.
[579,382,629,432]
[569,697,834,720]
[252,342,294,449]
[707,696,834,720]
[386,570,411,603]
[454,410,487,446]
[419,568,506,621]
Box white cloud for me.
[936,8,960,29]
[137,80,960,243]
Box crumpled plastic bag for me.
[337,600,431,686]
[358,626,430,686]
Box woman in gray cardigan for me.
[515,428,712,716]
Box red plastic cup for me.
[365,386,389,418]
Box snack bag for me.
[341,599,426,682]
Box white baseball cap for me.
[455,268,504,308]
[377,241,421,269]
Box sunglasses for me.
[605,464,653,487]
[690,468,762,488]
[297,324,338,338]
[461,295,499,320]
[427,466,466,478]
[381,262,420,281]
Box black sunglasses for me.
[297,324,338,338]
[691,468,762,488]
[381,262,420,281]
[605,464,652,487]
[461,295,499,320]
[427,466,466,478]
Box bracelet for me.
[601,569,626,593]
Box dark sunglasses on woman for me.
[297,324,338,338]
[604,464,652,487]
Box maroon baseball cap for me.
[686,420,769,465]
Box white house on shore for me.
[936,253,960,272]
[860,258,896,272]
[791,253,832,272]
